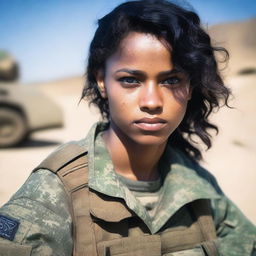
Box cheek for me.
[165,92,189,122]
[107,93,129,119]
[107,86,135,113]
[172,86,191,104]
[176,99,188,118]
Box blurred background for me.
[0,0,255,223]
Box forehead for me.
[105,32,174,71]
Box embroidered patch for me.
[0,215,20,241]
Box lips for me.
[134,117,167,131]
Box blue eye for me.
[161,77,181,85]
[118,77,140,86]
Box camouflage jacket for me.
[0,122,255,255]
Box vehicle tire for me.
[0,108,28,147]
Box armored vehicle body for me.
[0,51,63,147]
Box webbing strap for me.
[190,199,219,256]
[34,143,87,173]
[57,154,98,256]
[34,142,97,256]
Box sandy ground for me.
[201,74,256,224]
[0,74,255,225]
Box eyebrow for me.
[115,68,181,77]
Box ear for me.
[95,69,107,98]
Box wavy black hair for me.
[82,0,230,161]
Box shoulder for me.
[0,169,73,255]
[10,169,70,215]
[34,139,88,174]
[172,149,256,244]
[168,146,223,195]
[1,168,71,226]
[0,139,90,254]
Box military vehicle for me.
[0,50,63,147]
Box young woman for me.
[0,1,255,255]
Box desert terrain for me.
[0,18,255,224]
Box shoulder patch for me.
[0,215,20,241]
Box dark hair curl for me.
[82,0,230,161]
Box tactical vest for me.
[34,142,219,256]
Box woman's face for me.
[97,32,191,146]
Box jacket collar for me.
[84,122,221,233]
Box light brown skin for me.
[96,32,191,181]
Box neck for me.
[103,125,166,181]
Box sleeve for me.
[0,169,73,256]
[211,193,256,255]
[192,161,256,255]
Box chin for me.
[131,134,169,147]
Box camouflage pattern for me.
[0,169,73,255]
[0,122,255,255]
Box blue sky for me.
[0,0,255,83]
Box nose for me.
[139,83,163,113]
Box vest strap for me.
[190,199,218,256]
[34,142,97,256]
[56,152,98,256]
[34,142,87,173]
